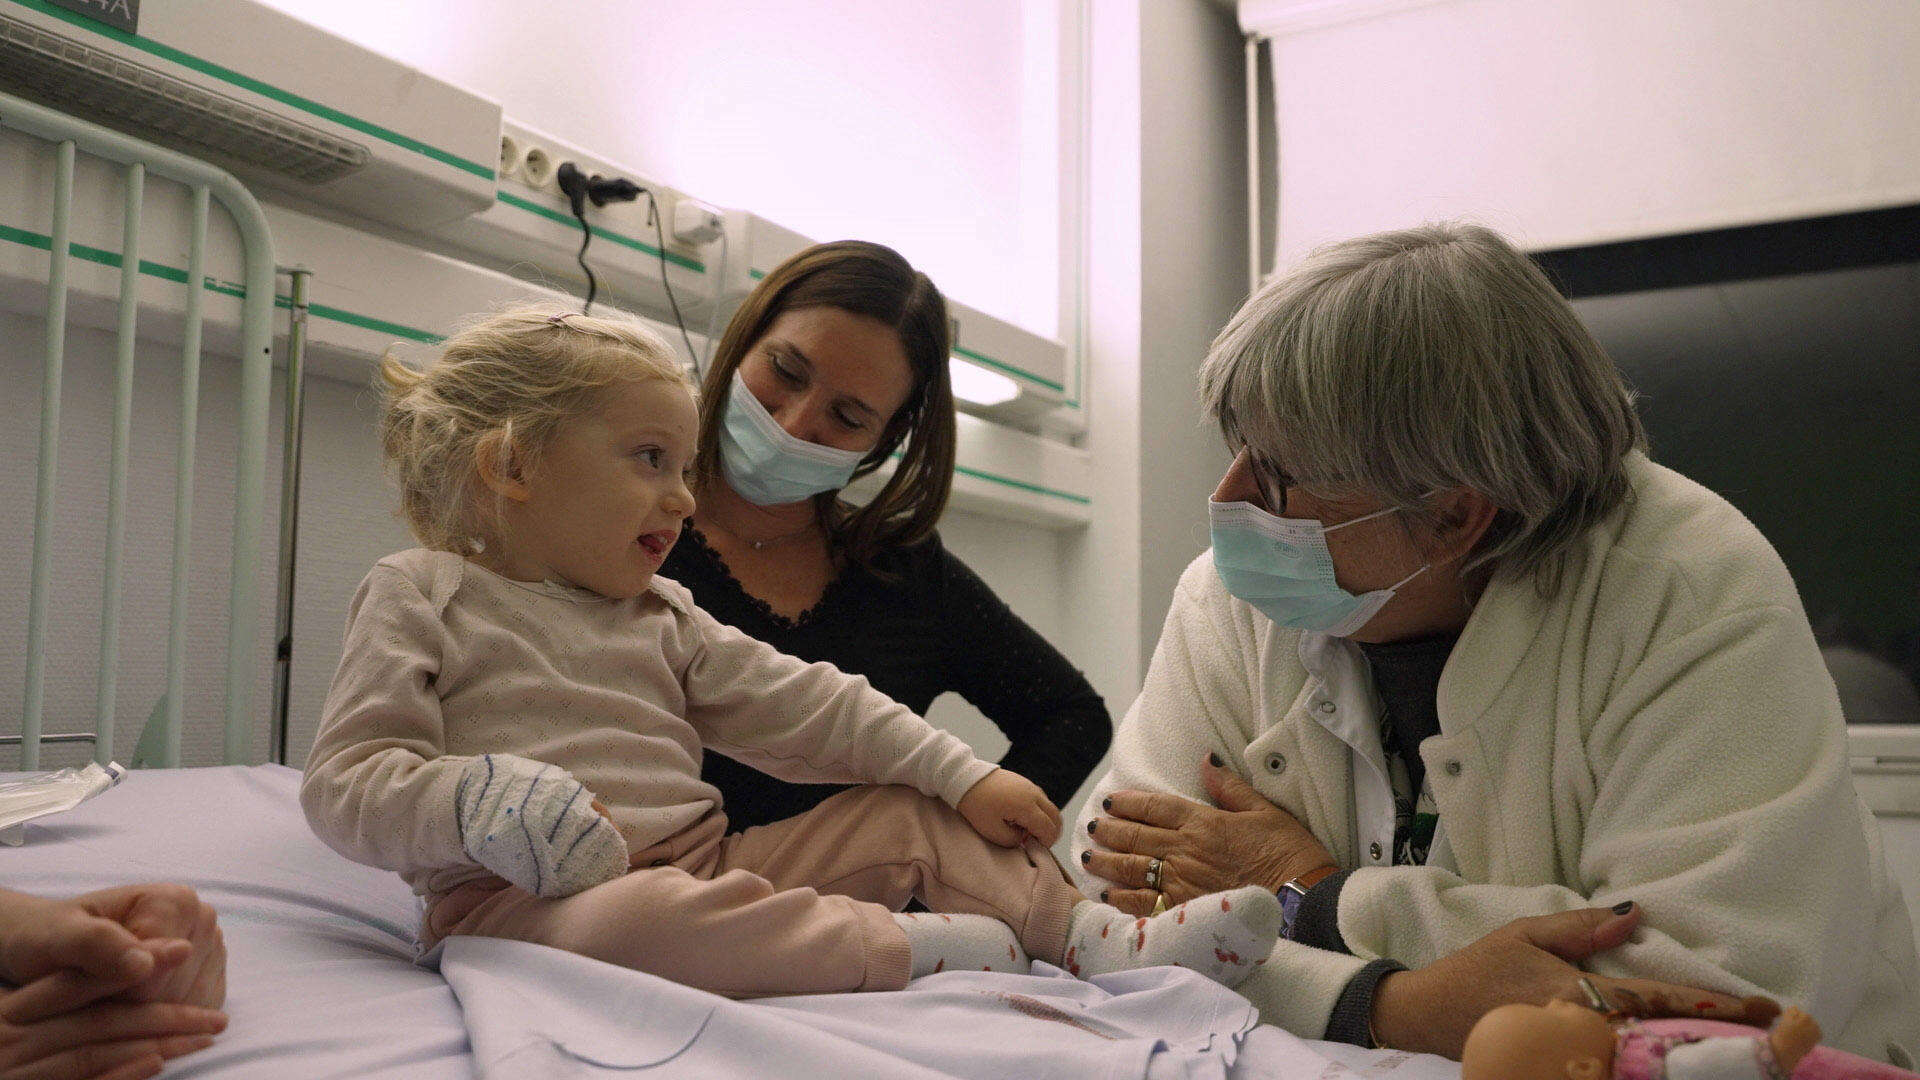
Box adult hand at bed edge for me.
[957,768,1063,848]
[0,884,228,1080]
[0,884,224,1018]
[1368,903,1771,1061]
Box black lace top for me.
[659,524,1112,829]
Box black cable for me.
[636,188,700,367]
[568,201,599,313]
[558,161,601,314]
[556,160,700,364]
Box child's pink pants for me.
[422,784,1081,997]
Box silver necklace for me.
[707,514,820,552]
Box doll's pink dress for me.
[1612,1019,1917,1080]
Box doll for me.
[1461,997,1918,1080]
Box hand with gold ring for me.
[1081,754,1337,916]
[1149,893,1167,915]
[1144,857,1164,893]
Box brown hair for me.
[692,240,956,570]
[380,303,689,552]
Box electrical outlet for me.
[499,133,529,182]
[521,145,559,191]
[671,199,724,246]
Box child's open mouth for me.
[636,531,676,559]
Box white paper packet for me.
[0,761,126,845]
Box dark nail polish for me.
[1080,850,1091,865]
[1086,819,1097,834]
[1208,752,1224,767]
[1612,900,1635,915]
[1101,797,1112,812]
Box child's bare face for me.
[505,378,698,598]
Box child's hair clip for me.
[547,312,576,328]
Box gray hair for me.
[1199,222,1645,592]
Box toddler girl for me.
[300,305,1281,998]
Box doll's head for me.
[1462,1000,1618,1080]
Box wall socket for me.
[671,199,724,246]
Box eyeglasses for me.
[1246,452,1294,514]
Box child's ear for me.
[475,431,533,502]
[1565,1057,1605,1080]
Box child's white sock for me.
[895,912,1031,977]
[1060,886,1282,988]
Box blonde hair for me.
[1199,223,1646,593]
[379,303,690,551]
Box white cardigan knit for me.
[1072,453,1919,1064]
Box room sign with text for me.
[48,0,138,34]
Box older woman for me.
[661,240,1110,829]
[1073,224,1920,1064]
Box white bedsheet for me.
[2,764,1461,1079]
[440,936,1461,1080]
[0,764,473,1079]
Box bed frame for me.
[0,89,290,769]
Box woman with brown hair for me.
[660,240,1110,829]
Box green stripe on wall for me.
[885,449,1089,506]
[272,295,443,342]
[6,0,494,180]
[3,222,1082,502]
[2,220,439,339]
[496,191,705,274]
[953,342,1064,393]
[956,463,1090,505]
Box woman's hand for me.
[1083,754,1334,913]
[0,993,227,1080]
[0,885,224,1017]
[1370,903,1776,1061]
[957,769,1062,847]
[0,884,228,1080]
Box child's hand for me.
[457,754,629,899]
[956,770,1062,848]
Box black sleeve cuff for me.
[1323,958,1407,1047]
[1287,868,1354,953]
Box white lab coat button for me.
[1369,841,1383,861]
[1317,701,1336,714]
[1266,753,1286,774]
[1445,760,1463,777]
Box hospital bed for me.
[0,89,1457,1080]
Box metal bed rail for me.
[1,88,276,769]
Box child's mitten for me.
[456,753,627,898]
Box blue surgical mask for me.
[1208,498,1428,637]
[719,371,870,506]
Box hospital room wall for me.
[257,0,1060,340]
[1057,0,1248,808]
[0,2,1253,830]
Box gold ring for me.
[1144,857,1164,892]
[1150,892,1168,915]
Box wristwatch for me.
[1277,864,1338,940]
